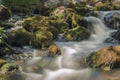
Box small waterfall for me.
[85,16,111,41]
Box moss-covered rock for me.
[63,26,90,41]
[31,31,53,48]
[1,63,18,74]
[48,43,61,57]
[6,28,31,47]
[86,46,120,71]
[0,59,7,67]
[0,5,12,21]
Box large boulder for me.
[0,5,11,21]
[86,46,120,71]
[104,12,120,29]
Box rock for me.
[5,28,32,47]
[0,5,11,21]
[104,12,120,29]
[111,30,120,42]
[48,43,61,57]
[63,26,90,41]
[31,31,53,48]
[86,46,120,71]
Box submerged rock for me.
[0,5,11,21]
[86,46,120,71]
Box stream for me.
[6,11,120,80]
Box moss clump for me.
[31,31,53,48]
[63,26,90,41]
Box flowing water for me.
[8,15,119,80]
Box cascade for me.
[17,17,115,80]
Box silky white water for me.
[13,16,116,80]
